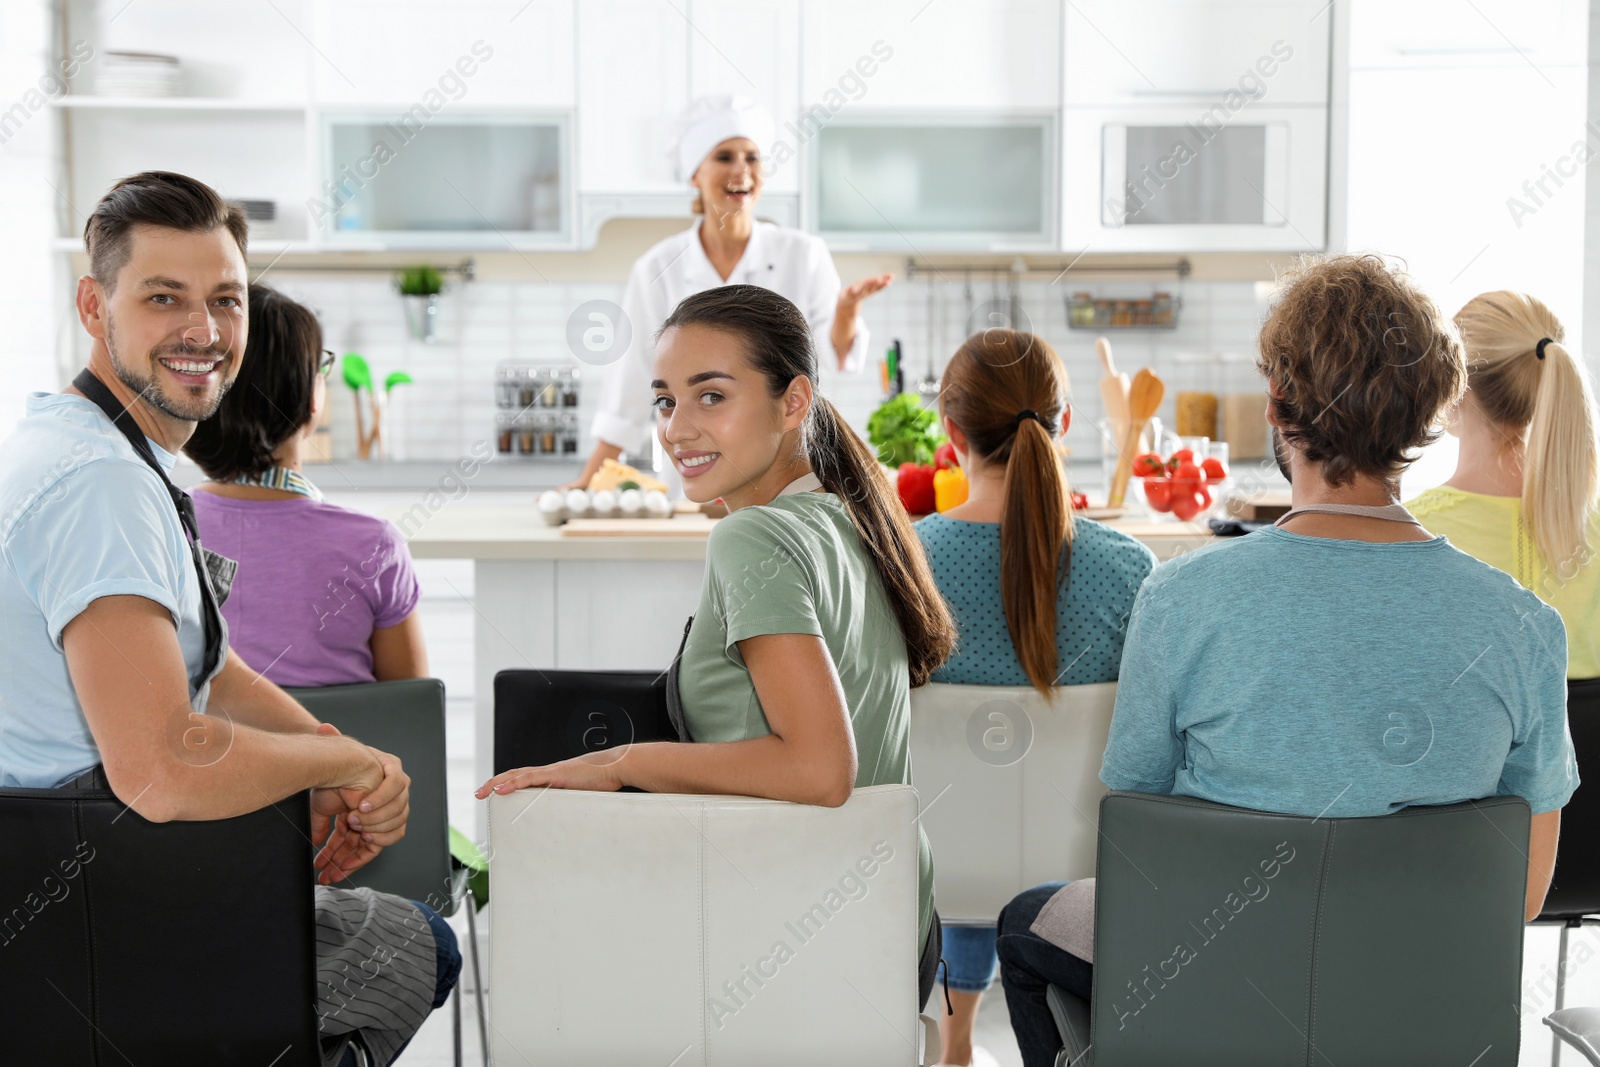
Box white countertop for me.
[353,494,1218,562]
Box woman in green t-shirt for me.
[480,283,957,1009]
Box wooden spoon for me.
[1096,336,1129,425]
[1108,368,1165,507]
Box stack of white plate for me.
[232,199,278,241]
[98,52,183,97]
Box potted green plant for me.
[396,265,445,343]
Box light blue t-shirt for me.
[0,393,214,788]
[915,515,1157,686]
[1101,526,1579,816]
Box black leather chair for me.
[288,677,484,1066]
[494,668,678,773]
[1534,678,1600,1064]
[0,786,327,1064]
[1047,791,1531,1067]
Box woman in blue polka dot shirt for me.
[915,329,1156,1067]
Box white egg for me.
[644,489,671,516]
[618,488,643,514]
[591,489,617,514]
[564,489,590,514]
[537,490,563,513]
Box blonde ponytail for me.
[1454,291,1599,574]
[1525,337,1599,575]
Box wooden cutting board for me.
[561,517,716,537]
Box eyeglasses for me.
[318,350,336,378]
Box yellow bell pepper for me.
[934,466,969,512]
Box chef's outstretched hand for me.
[839,272,894,311]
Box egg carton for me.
[537,487,673,525]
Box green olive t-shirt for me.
[678,490,935,945]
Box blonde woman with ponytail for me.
[914,330,1156,1067]
[480,284,955,1011]
[1407,290,1600,678]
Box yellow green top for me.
[1408,486,1600,679]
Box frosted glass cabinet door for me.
[808,117,1056,251]
[320,115,571,245]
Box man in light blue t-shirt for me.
[993,255,1579,1067]
[0,171,456,1065]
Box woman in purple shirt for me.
[186,284,426,685]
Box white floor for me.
[402,559,1598,1067]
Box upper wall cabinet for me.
[309,0,576,107]
[1064,0,1331,107]
[576,0,690,195]
[800,0,1062,109]
[689,0,802,195]
[1345,0,1586,69]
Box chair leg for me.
[467,899,489,1059]
[1552,923,1571,1067]
[453,972,463,1067]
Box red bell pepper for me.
[897,463,937,515]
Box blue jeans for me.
[996,883,1094,1067]
[940,923,998,993]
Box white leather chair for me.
[909,681,1117,922]
[487,784,939,1066]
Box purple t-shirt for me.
[191,491,421,687]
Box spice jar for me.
[537,368,559,408]
[496,413,514,454]
[496,366,520,408]
[559,411,579,455]
[517,414,536,455]
[562,367,580,407]
[1152,292,1174,327]
[518,367,537,408]
[1070,292,1094,327]
[537,411,558,454]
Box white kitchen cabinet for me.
[1063,0,1331,107]
[807,113,1057,251]
[1061,105,1326,251]
[800,0,1061,109]
[575,0,691,195]
[1346,0,1587,70]
[688,0,802,194]
[308,0,576,107]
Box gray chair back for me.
[0,787,322,1064]
[288,678,456,916]
[1081,791,1530,1066]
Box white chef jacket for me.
[591,218,870,457]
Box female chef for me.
[568,94,892,489]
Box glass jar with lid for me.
[536,411,559,454]
[518,366,537,408]
[559,411,580,455]
[561,367,580,407]
[495,365,520,408]
[496,412,515,454]
[516,413,537,455]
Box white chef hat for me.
[669,94,775,181]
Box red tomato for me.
[1171,461,1204,493]
[1171,492,1204,521]
[1142,478,1174,512]
[1197,482,1213,508]
[1165,448,1195,473]
[1133,453,1165,478]
[1202,457,1228,481]
[1070,491,1089,511]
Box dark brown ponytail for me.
[660,285,956,686]
[941,330,1072,695]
